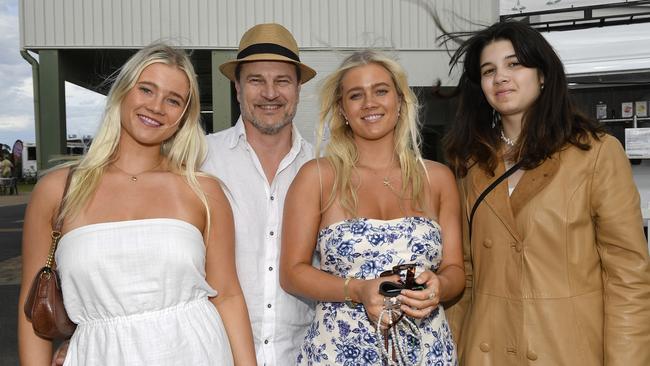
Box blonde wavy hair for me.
[316,50,428,217]
[58,42,209,223]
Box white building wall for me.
[21,0,497,50]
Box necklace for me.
[382,176,397,191]
[500,129,517,147]
[111,159,164,182]
[382,176,404,199]
[380,158,400,195]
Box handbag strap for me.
[44,166,76,270]
[468,161,522,241]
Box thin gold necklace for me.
[379,157,401,195]
[111,159,164,182]
[382,175,398,192]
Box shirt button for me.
[267,303,272,308]
[268,266,274,271]
[264,339,269,345]
[483,239,493,248]
[527,350,538,361]
[270,195,275,201]
[269,231,274,236]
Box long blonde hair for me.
[316,50,428,217]
[59,42,208,222]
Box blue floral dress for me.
[297,217,457,365]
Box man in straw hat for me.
[201,23,317,365]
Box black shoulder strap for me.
[468,161,522,241]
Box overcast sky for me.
[0,0,104,148]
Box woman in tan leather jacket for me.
[443,21,650,366]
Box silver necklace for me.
[112,159,163,182]
[500,129,517,147]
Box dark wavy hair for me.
[443,21,604,177]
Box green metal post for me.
[37,50,67,170]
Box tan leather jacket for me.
[445,134,650,365]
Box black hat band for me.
[237,43,300,62]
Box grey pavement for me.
[0,193,30,208]
[0,197,27,366]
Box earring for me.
[340,108,349,125]
[541,83,545,91]
[492,109,501,129]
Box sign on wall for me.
[501,0,621,15]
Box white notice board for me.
[625,128,650,159]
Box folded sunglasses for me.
[378,263,426,297]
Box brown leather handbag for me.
[23,168,76,339]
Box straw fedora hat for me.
[219,23,316,84]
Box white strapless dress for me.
[56,218,233,366]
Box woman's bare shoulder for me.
[196,174,227,198]
[296,158,334,182]
[26,166,74,221]
[422,159,455,182]
[32,166,72,200]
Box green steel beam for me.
[37,50,67,170]
[211,50,235,133]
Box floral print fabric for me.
[297,217,457,365]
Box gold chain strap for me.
[44,231,62,269]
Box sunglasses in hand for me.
[378,263,426,297]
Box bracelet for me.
[344,277,358,308]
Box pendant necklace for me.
[112,159,164,182]
[380,157,400,196]
[500,129,517,147]
[382,176,394,189]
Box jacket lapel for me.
[471,160,521,241]
[510,156,560,217]
[470,155,561,240]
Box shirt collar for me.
[227,117,247,149]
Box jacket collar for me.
[470,154,560,239]
[510,155,560,216]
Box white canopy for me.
[543,22,650,75]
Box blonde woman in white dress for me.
[18,43,256,366]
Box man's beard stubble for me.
[248,115,293,135]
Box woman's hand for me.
[396,270,440,319]
[352,275,400,327]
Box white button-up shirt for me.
[202,118,315,366]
